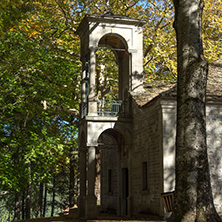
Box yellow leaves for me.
[142,0,177,81]
[8,0,69,46]
[57,39,65,44]
[202,0,222,62]
[143,0,222,81]
[18,19,41,38]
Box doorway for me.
[122,168,129,215]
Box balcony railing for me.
[81,100,124,117]
[97,100,123,116]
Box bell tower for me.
[76,13,145,218]
[77,13,144,118]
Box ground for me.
[18,208,166,222]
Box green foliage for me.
[0,0,221,220]
[96,48,118,100]
[0,1,80,217]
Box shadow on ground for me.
[18,208,165,222]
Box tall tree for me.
[14,192,21,221]
[43,184,47,217]
[37,182,44,218]
[171,0,222,221]
[1,0,222,220]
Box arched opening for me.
[95,129,125,215]
[96,34,130,116]
[96,47,118,100]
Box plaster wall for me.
[161,100,176,193]
[87,21,144,93]
[129,98,222,217]
[88,22,143,51]
[206,104,222,216]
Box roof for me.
[206,59,222,100]
[134,59,222,107]
[133,81,176,106]
[76,13,145,36]
[94,11,141,21]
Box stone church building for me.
[76,13,222,219]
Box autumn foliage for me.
[0,0,221,220]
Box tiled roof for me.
[206,58,222,100]
[134,59,222,107]
[133,81,176,106]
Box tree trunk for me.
[69,148,75,207]
[26,187,31,219]
[22,192,25,220]
[171,0,222,221]
[26,162,31,219]
[43,184,47,217]
[51,178,56,217]
[14,192,21,221]
[37,182,44,218]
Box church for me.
[75,13,222,219]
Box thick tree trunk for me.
[171,1,222,221]
[37,182,44,218]
[14,192,21,221]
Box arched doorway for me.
[95,129,129,216]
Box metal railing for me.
[97,100,123,116]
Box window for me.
[142,162,148,190]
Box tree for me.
[0,1,80,219]
[170,0,222,221]
[96,48,119,100]
[1,0,222,220]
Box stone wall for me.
[131,97,222,216]
[98,96,222,217]
[131,98,163,215]
[100,134,120,213]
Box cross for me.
[105,0,112,14]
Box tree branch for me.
[41,100,79,117]
[126,0,140,11]
[143,44,154,58]
[50,42,79,58]
[19,67,68,88]
[55,0,76,33]
[51,55,80,63]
